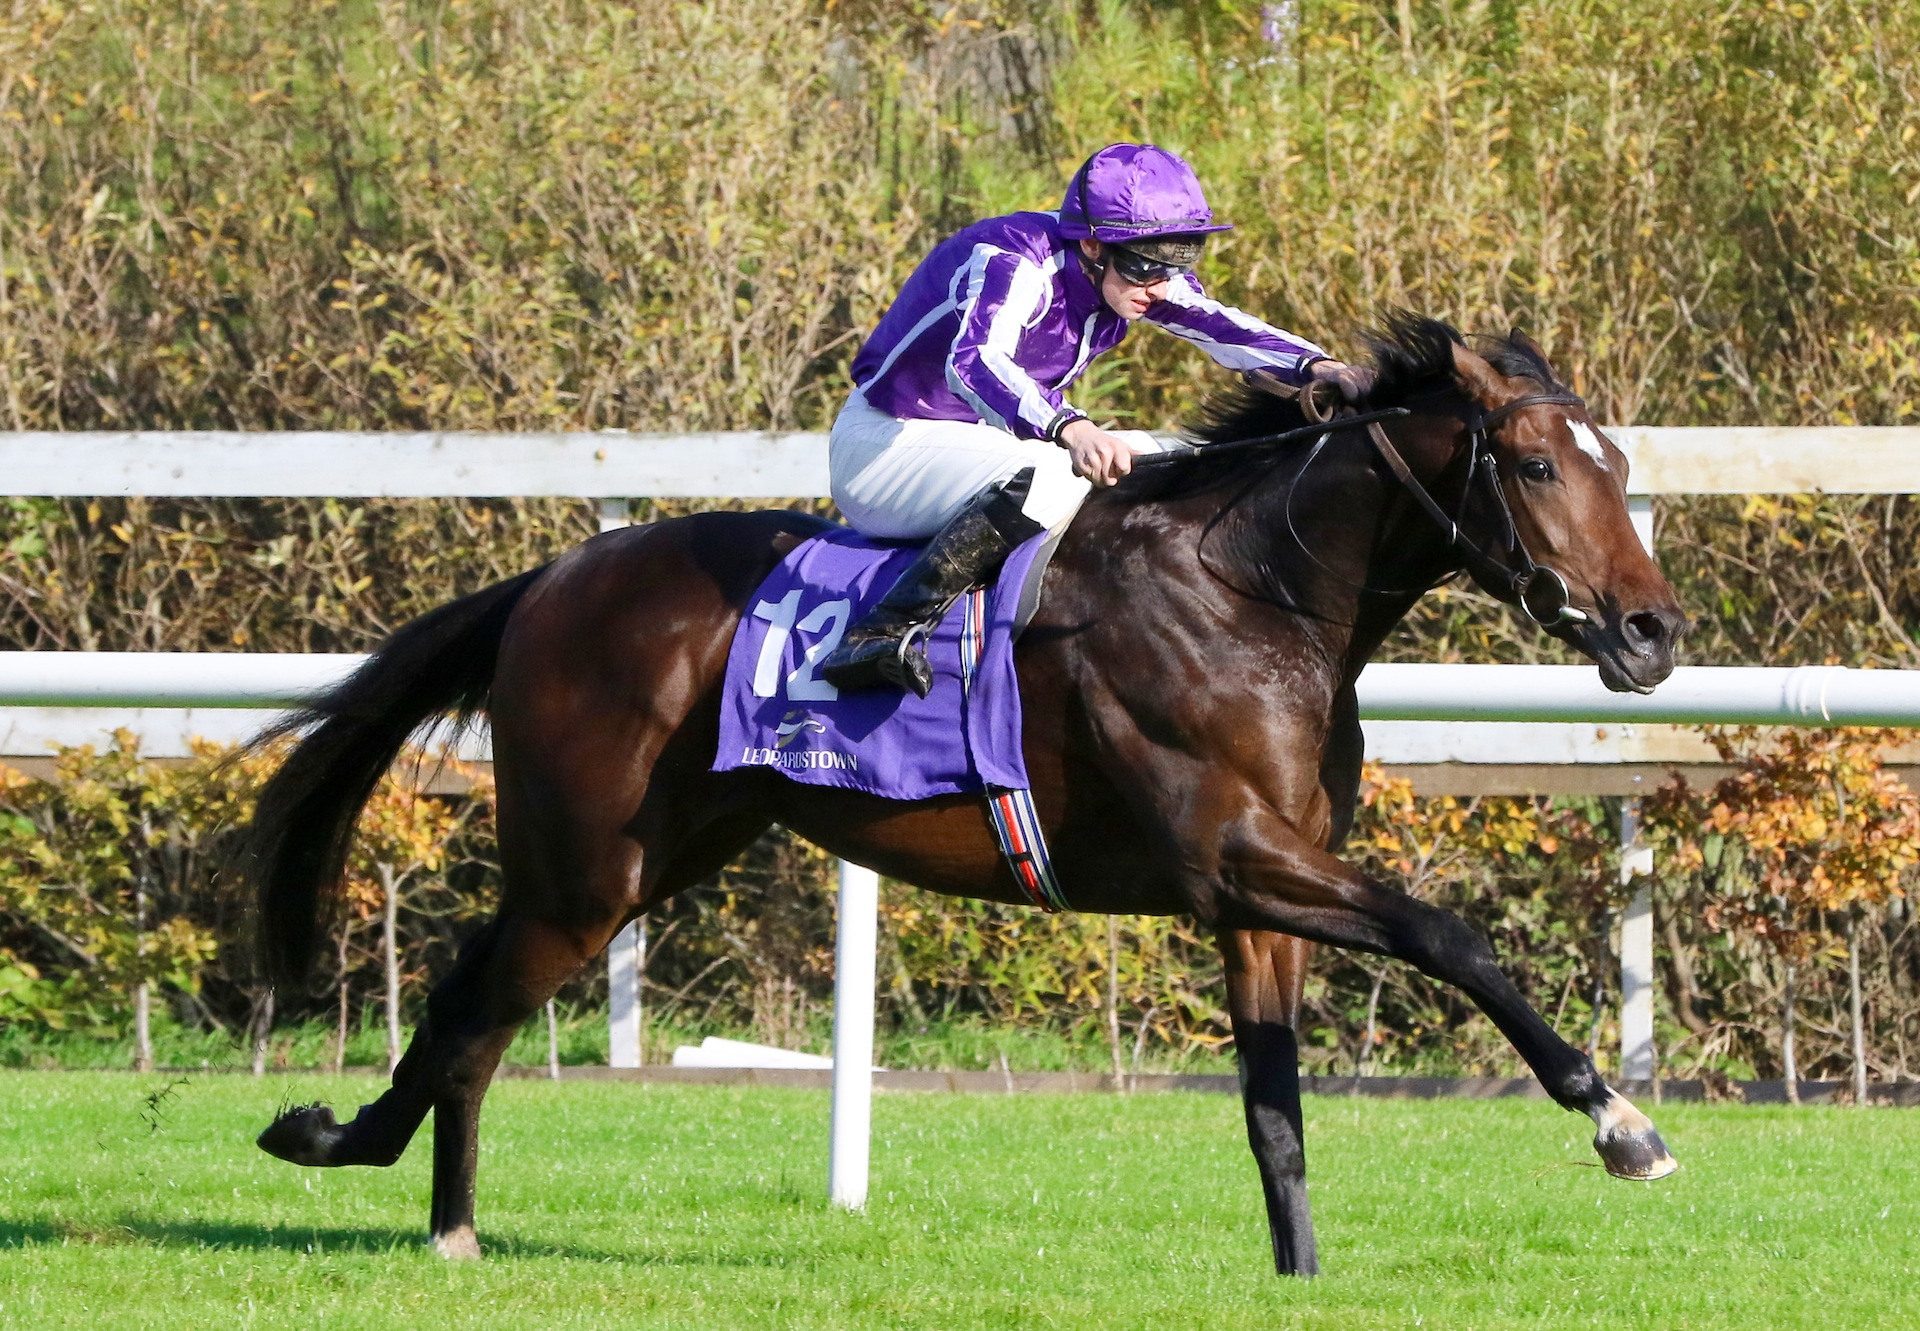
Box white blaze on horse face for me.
[1567,421,1611,472]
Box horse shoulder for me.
[1017,532,1346,875]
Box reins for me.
[1150,378,1593,628]
[1355,386,1591,627]
[1129,405,1412,468]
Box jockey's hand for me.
[1060,417,1135,487]
[1309,359,1378,405]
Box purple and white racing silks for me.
[848,210,1325,442]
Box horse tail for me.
[246,566,546,988]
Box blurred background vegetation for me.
[0,0,1916,1081]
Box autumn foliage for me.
[1644,729,1918,963]
[3,734,1918,1082]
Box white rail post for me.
[600,497,647,1070]
[1618,800,1656,1082]
[608,922,645,1069]
[1619,494,1658,1084]
[829,859,879,1210]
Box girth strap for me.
[959,588,1069,912]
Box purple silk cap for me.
[1058,143,1233,243]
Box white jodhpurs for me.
[829,390,1167,540]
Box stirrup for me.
[887,623,934,698]
[820,623,935,698]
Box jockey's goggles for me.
[1107,244,1191,286]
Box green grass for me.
[0,1012,1241,1078]
[2,1073,1917,1330]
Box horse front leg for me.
[1209,816,1676,1182]
[1218,688,1359,1275]
[1219,928,1318,1276]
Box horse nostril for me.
[1623,610,1669,650]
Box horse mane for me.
[1115,311,1566,501]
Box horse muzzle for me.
[1580,601,1686,694]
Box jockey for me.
[819,142,1375,696]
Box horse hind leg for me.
[257,759,773,1258]
[256,920,504,1171]
[421,802,774,1259]
[421,904,633,1259]
[256,856,642,1257]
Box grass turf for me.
[1,1072,1916,1330]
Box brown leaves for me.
[0,733,495,1029]
[0,733,260,1026]
[342,756,492,920]
[1350,763,1607,899]
[1644,727,1917,962]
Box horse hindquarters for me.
[408,518,799,1255]
[259,514,803,1256]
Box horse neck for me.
[1308,409,1476,678]
[1111,406,1473,686]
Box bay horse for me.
[248,314,1685,1274]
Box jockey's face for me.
[1078,239,1168,321]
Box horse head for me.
[1115,313,1685,694]
[1431,330,1687,693]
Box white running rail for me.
[9,426,1920,1209]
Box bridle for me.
[1139,380,1593,628]
[1327,384,1593,628]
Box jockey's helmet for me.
[1058,143,1231,268]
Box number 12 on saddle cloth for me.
[712,528,1069,911]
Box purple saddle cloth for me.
[712,529,1050,800]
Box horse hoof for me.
[1597,1125,1678,1180]
[1589,1092,1679,1180]
[432,1226,482,1261]
[257,1103,347,1167]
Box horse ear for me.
[1508,327,1550,364]
[1448,339,1519,411]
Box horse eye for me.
[1520,456,1554,483]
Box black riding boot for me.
[821,469,1045,698]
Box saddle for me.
[712,524,1069,909]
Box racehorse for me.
[248,314,1686,1274]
